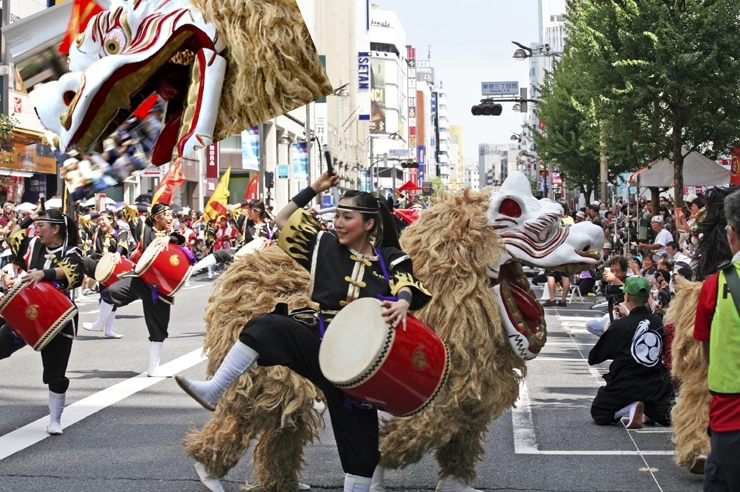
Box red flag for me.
[151,159,186,205]
[58,0,104,55]
[244,173,259,200]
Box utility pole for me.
[600,138,608,204]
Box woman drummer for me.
[243,199,279,242]
[98,203,185,377]
[0,209,84,435]
[82,210,129,339]
[176,172,431,491]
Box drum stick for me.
[315,206,337,215]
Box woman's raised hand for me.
[311,171,339,194]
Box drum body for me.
[319,298,449,417]
[234,237,270,258]
[134,242,193,296]
[0,281,77,351]
[95,253,135,288]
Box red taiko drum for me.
[95,253,135,288]
[319,297,449,417]
[134,242,193,296]
[0,281,77,351]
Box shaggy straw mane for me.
[182,247,324,492]
[379,189,526,482]
[665,271,710,468]
[190,0,333,141]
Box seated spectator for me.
[576,269,596,295]
[587,255,629,337]
[588,276,674,429]
[628,256,643,277]
[665,240,691,264]
[640,254,657,278]
[648,269,672,316]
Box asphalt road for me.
[0,275,705,491]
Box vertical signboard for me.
[206,141,219,178]
[241,126,260,171]
[370,58,386,133]
[358,52,371,121]
[407,45,417,165]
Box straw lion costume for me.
[182,172,604,491]
[665,187,733,473]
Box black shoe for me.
[542,299,556,307]
[557,300,568,307]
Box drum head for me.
[95,253,116,282]
[319,298,392,385]
[235,237,269,258]
[134,241,161,274]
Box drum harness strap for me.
[43,244,76,339]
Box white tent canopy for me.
[629,149,730,187]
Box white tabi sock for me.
[344,474,372,492]
[369,465,385,492]
[47,391,65,435]
[193,461,225,492]
[83,300,115,332]
[147,341,170,377]
[614,402,636,420]
[193,254,218,273]
[175,341,258,411]
[435,476,482,492]
[104,309,122,339]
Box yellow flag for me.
[203,167,231,225]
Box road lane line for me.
[512,381,539,454]
[0,349,206,462]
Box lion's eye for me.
[103,28,126,55]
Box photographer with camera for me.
[587,256,630,337]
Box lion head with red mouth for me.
[487,172,603,359]
[28,0,332,164]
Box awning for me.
[0,169,34,178]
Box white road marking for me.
[512,381,539,454]
[0,349,206,462]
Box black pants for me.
[0,320,75,394]
[102,276,170,342]
[576,277,596,294]
[704,429,740,492]
[212,249,235,264]
[591,385,673,426]
[239,313,379,478]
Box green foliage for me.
[563,0,740,206]
[0,114,19,165]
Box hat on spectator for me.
[621,276,651,296]
[576,210,586,219]
[684,194,698,204]
[630,255,643,266]
[603,242,612,249]
[651,215,663,223]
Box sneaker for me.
[557,300,568,307]
[542,299,556,307]
[626,401,644,429]
[689,454,707,474]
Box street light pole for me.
[384,153,389,198]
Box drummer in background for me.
[81,211,129,339]
[1,209,84,435]
[176,172,431,492]
[206,215,237,279]
[98,203,185,377]
[243,199,279,243]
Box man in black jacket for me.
[588,276,674,429]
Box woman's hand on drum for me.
[381,298,411,332]
[113,252,122,265]
[310,171,339,194]
[19,269,46,287]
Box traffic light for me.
[265,171,274,189]
[471,101,502,116]
[401,161,419,168]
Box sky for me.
[376,0,541,165]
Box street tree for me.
[565,0,740,208]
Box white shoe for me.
[436,475,481,492]
[344,474,371,492]
[82,322,103,332]
[626,401,644,429]
[298,483,311,490]
[193,462,225,492]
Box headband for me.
[35,216,67,225]
[337,204,378,214]
[151,205,172,218]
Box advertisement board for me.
[241,127,260,171]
